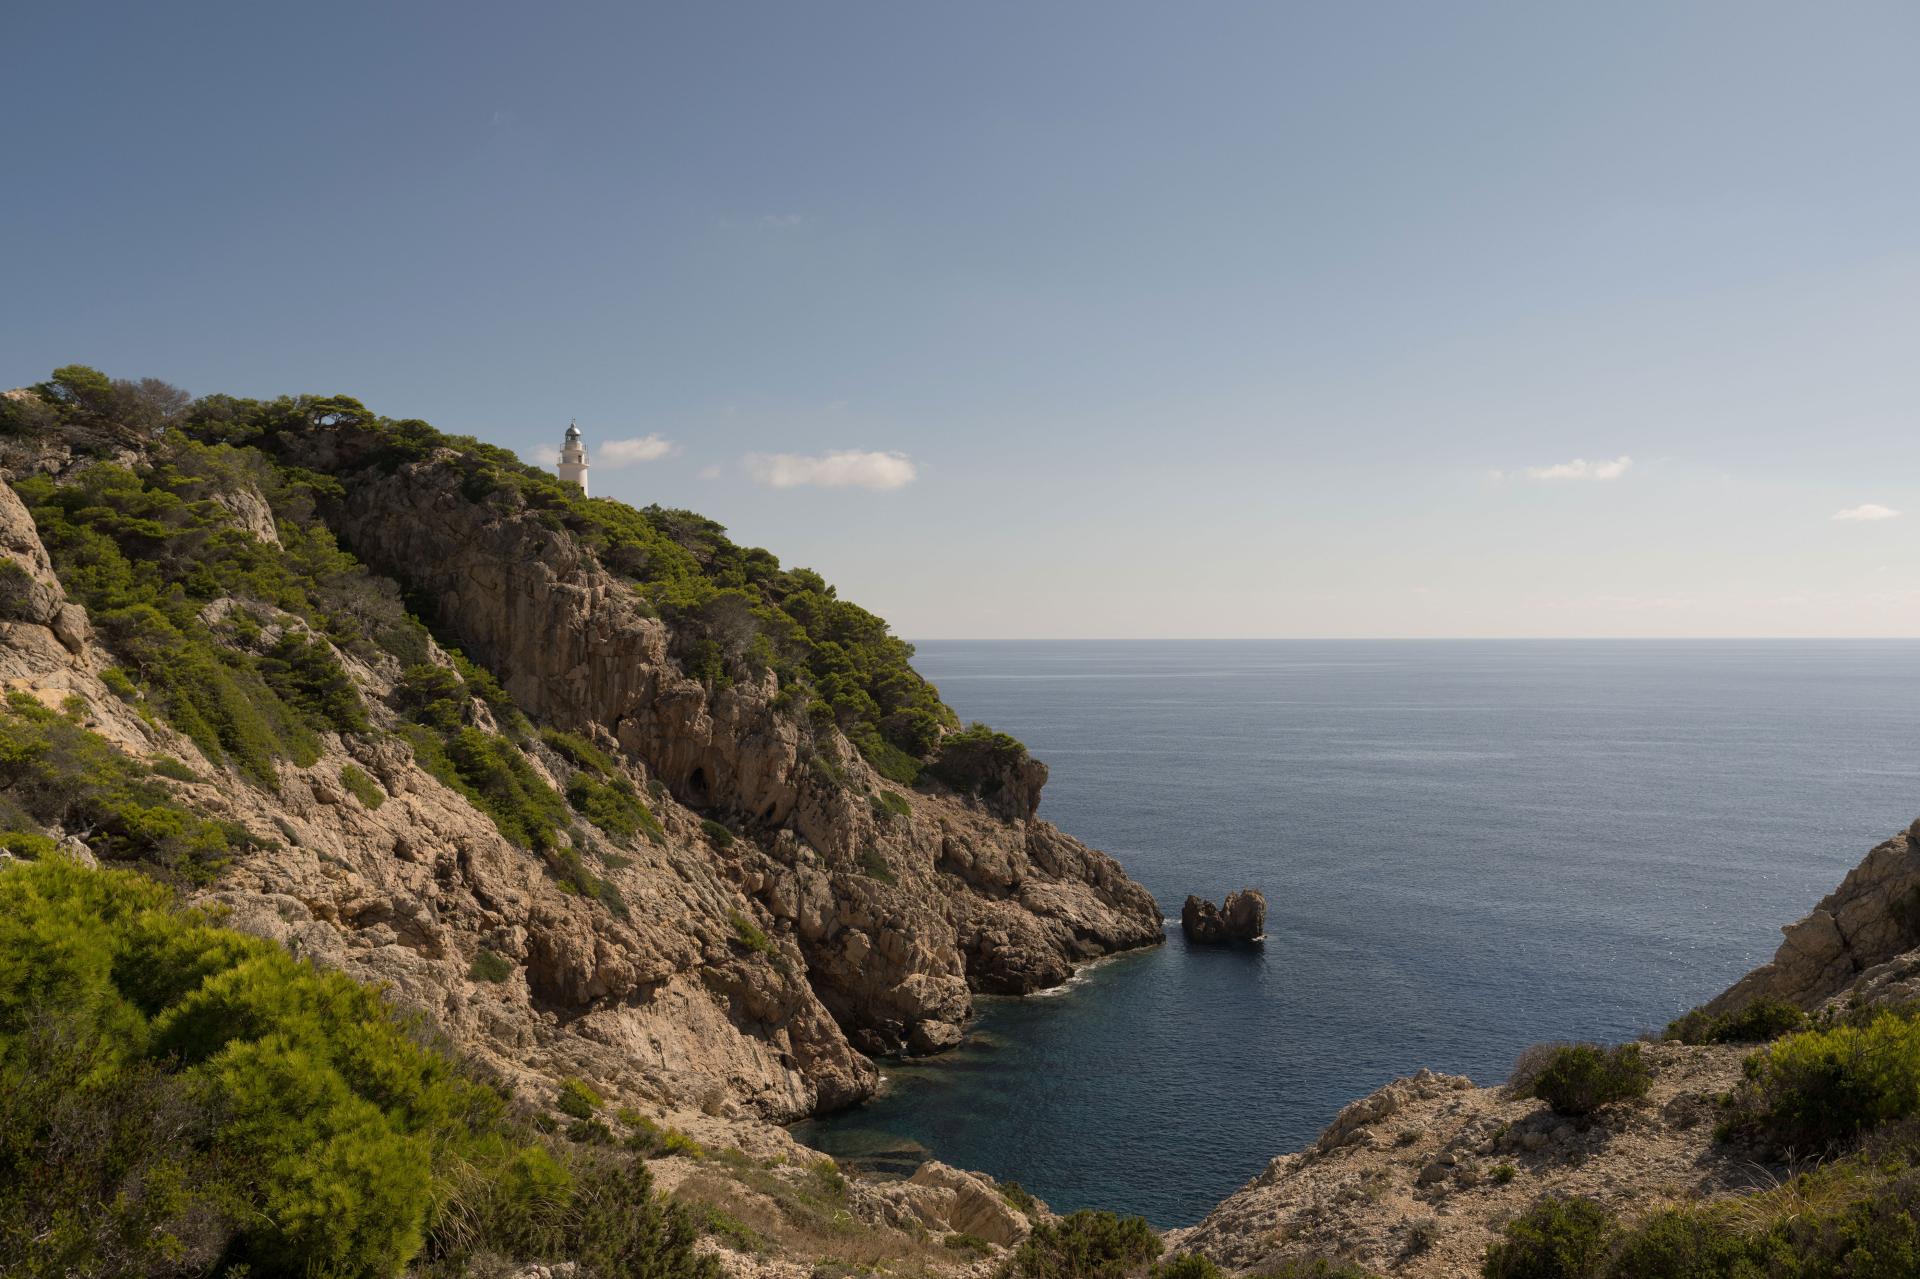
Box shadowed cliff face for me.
[1,414,1159,1131]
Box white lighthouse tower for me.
[556,421,589,496]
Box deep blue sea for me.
[793,640,1920,1227]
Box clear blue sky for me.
[6,2,1918,637]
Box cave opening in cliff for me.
[687,766,709,805]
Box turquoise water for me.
[794,640,1920,1226]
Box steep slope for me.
[0,376,1161,1138]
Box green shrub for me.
[0,559,37,621]
[555,1078,603,1119]
[0,856,715,1278]
[468,949,513,983]
[1528,1044,1651,1117]
[871,788,912,820]
[0,830,58,859]
[857,846,898,883]
[0,693,267,883]
[149,754,199,782]
[1749,1165,1920,1276]
[1599,1207,1752,1279]
[700,817,735,848]
[1729,1010,1920,1155]
[1004,1209,1161,1278]
[1153,1254,1223,1278]
[692,1201,766,1252]
[1482,1197,1618,1279]
[1492,1164,1518,1185]
[927,722,1030,800]
[566,773,663,842]
[400,712,568,851]
[999,1181,1038,1213]
[540,727,618,777]
[1253,1260,1382,1279]
[567,1117,614,1145]
[662,1129,707,1159]
[1666,998,1809,1046]
[729,910,775,957]
[12,444,413,788]
[339,763,385,809]
[258,631,369,735]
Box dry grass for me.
[669,1161,954,1276]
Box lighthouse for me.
[556,421,589,496]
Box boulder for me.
[1181,888,1267,945]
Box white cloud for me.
[531,444,560,466]
[1832,503,1900,522]
[743,449,917,491]
[598,434,675,467]
[1524,455,1633,481]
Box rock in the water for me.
[1181,888,1267,945]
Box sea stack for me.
[1181,888,1267,945]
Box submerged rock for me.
[1181,888,1266,945]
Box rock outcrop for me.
[1181,888,1266,945]
[1169,1047,1758,1277]
[1704,819,1920,1016]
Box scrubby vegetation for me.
[1666,997,1809,1046]
[468,948,513,983]
[1522,1043,1651,1117]
[1001,1209,1161,1278]
[1249,1260,1382,1278]
[147,385,985,782]
[1724,1007,1920,1155]
[393,662,571,850]
[339,762,385,808]
[556,1078,604,1120]
[567,773,663,842]
[12,366,1023,811]
[14,437,393,788]
[927,722,1032,801]
[0,857,716,1278]
[1478,1008,1920,1277]
[0,693,268,883]
[1481,1198,1619,1279]
[1478,1164,1920,1279]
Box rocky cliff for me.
[0,391,1162,1273]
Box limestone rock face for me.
[1705,819,1920,1015]
[1181,888,1266,945]
[0,480,91,665]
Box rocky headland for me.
[6,372,1920,1279]
[0,376,1161,1275]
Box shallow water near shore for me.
[792,639,1920,1227]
